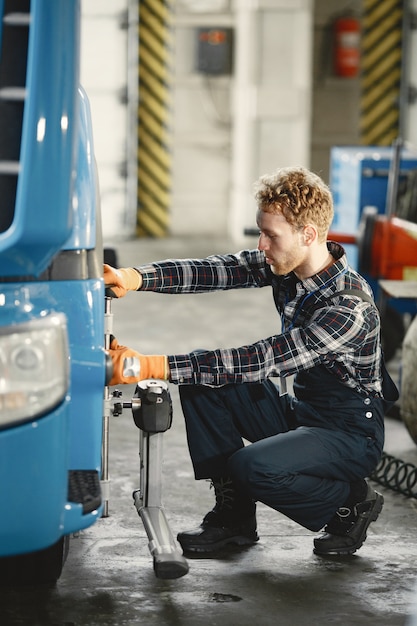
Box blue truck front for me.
[0,0,105,582]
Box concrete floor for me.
[2,237,417,626]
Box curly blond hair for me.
[254,166,334,243]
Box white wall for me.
[229,0,313,240]
[80,0,314,242]
[172,4,233,238]
[172,0,313,241]
[81,0,417,242]
[80,0,131,242]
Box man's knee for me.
[228,444,283,499]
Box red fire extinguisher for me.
[333,16,361,78]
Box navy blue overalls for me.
[179,281,394,532]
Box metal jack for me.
[103,294,188,579]
[112,380,189,579]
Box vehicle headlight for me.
[0,314,69,428]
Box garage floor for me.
[2,236,417,626]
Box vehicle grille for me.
[68,470,102,515]
[0,0,30,233]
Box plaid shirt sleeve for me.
[137,249,381,394]
[137,249,269,293]
[167,300,381,394]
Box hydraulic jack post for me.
[112,380,189,579]
[103,294,188,579]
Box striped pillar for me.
[137,0,173,237]
[360,0,404,146]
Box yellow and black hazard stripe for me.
[360,0,404,146]
[137,0,173,237]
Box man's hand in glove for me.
[103,264,142,298]
[109,337,169,386]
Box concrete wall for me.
[310,0,362,180]
[172,0,313,240]
[81,0,311,242]
[81,0,416,243]
[172,4,233,238]
[80,0,131,241]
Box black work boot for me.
[313,482,384,556]
[177,477,258,554]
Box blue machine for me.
[0,0,105,583]
[330,145,417,359]
[330,145,417,269]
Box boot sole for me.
[313,493,384,556]
[178,532,259,554]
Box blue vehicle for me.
[0,0,106,584]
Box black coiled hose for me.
[370,451,417,499]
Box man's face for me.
[256,208,307,277]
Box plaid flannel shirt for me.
[137,242,383,396]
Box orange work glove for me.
[103,264,142,298]
[108,337,169,386]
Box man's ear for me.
[303,224,318,246]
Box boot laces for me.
[209,478,235,510]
